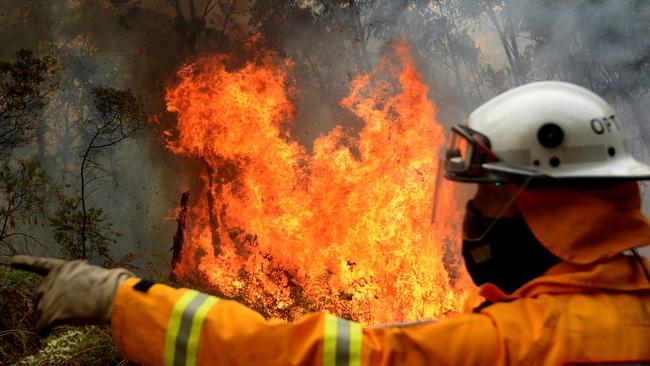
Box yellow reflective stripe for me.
[323,314,338,366]
[323,314,363,366]
[184,296,219,366]
[164,290,200,366]
[349,321,362,366]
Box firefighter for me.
[7,81,650,365]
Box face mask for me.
[462,200,560,294]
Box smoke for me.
[0,1,186,270]
[505,1,650,223]
[275,0,650,256]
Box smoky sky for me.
[1,0,649,267]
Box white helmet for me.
[445,81,650,182]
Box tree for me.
[49,87,143,260]
[0,49,55,159]
[164,0,247,53]
[0,156,48,255]
[459,0,530,86]
[79,87,142,259]
[49,190,117,260]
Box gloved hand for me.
[8,255,133,332]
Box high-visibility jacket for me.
[111,255,650,366]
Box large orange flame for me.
[164,43,470,324]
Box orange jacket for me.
[112,255,650,366]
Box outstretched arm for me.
[113,278,500,366]
[7,256,500,366]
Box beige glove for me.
[9,255,133,332]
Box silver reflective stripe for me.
[173,293,210,366]
[164,290,220,366]
[335,317,351,366]
[323,314,362,366]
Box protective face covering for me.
[462,200,560,294]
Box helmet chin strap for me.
[631,248,650,286]
[469,175,534,241]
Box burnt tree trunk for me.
[205,161,222,256]
[171,191,190,280]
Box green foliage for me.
[92,86,140,117]
[49,191,119,260]
[0,156,48,255]
[0,49,55,158]
[85,86,143,151]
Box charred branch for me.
[171,191,190,275]
[205,161,222,257]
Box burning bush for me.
[164,43,470,324]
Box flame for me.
[164,42,470,323]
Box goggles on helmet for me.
[445,124,502,182]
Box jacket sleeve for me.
[112,278,499,366]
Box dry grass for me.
[0,267,130,365]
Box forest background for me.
[0,1,649,364]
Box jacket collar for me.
[479,254,650,303]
